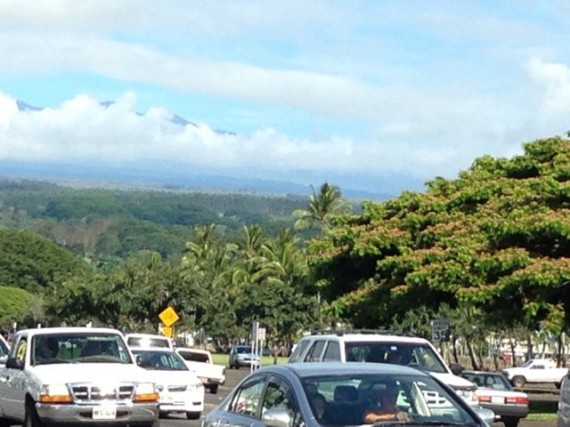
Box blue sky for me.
[1,1,570,194]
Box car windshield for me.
[236,346,252,354]
[32,333,132,366]
[520,360,534,368]
[344,342,448,374]
[133,350,188,371]
[302,372,478,426]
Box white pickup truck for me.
[503,358,569,388]
[175,348,225,394]
[0,326,160,427]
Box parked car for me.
[176,347,226,394]
[503,358,568,388]
[131,347,205,419]
[228,345,260,369]
[461,370,529,427]
[204,362,491,427]
[558,370,570,427]
[0,334,9,364]
[125,333,174,350]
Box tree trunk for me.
[451,335,459,364]
[509,338,517,367]
[526,334,533,361]
[466,335,480,370]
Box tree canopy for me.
[308,137,570,334]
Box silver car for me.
[559,371,570,427]
[228,345,261,369]
[204,362,491,427]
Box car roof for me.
[264,362,431,378]
[125,333,169,339]
[131,347,175,353]
[304,333,429,344]
[18,327,122,335]
[462,371,503,376]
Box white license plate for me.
[93,406,117,420]
[491,396,505,404]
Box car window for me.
[179,351,209,363]
[32,333,131,365]
[301,373,476,425]
[323,341,341,361]
[229,375,266,417]
[289,340,310,363]
[304,340,326,362]
[344,342,448,373]
[262,376,303,427]
[133,350,188,370]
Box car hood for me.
[32,363,149,384]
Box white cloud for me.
[526,57,570,119]
[0,92,479,179]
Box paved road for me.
[160,367,560,427]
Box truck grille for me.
[70,383,136,402]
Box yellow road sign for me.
[159,306,180,327]
[161,326,173,338]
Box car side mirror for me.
[262,407,292,427]
[6,357,24,370]
[450,363,463,376]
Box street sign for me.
[258,327,266,341]
[161,326,173,337]
[159,307,180,327]
[431,318,450,342]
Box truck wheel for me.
[511,376,526,388]
[186,412,201,420]
[502,417,520,427]
[210,384,219,394]
[24,401,44,427]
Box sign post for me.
[159,307,180,339]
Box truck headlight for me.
[134,383,159,403]
[40,384,73,404]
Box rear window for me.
[127,337,170,348]
[180,351,210,363]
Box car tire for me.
[24,401,45,427]
[511,376,526,388]
[186,412,201,420]
[210,384,219,394]
[502,416,520,427]
[159,410,169,418]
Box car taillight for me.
[476,395,491,403]
[506,396,529,405]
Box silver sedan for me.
[204,362,491,427]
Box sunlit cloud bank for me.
[0,92,475,182]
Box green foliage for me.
[308,137,570,334]
[0,227,86,293]
[0,286,35,327]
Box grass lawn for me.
[212,353,288,366]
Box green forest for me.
[1,136,569,369]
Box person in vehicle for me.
[362,382,410,423]
[35,337,59,362]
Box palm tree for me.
[293,182,352,232]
